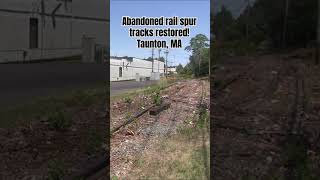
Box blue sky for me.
[110,0,210,66]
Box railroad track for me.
[284,63,310,180]
[212,62,257,98]
[64,81,188,179]
[111,79,208,178]
[212,56,316,179]
[110,80,186,135]
[68,79,208,179]
[72,79,205,179]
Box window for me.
[119,67,122,77]
[29,18,38,49]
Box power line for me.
[0,8,109,22]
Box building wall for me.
[110,57,165,81]
[168,67,177,74]
[0,0,109,63]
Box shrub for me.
[152,89,162,106]
[124,96,133,104]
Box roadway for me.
[110,80,158,96]
[0,63,107,107]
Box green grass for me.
[0,86,106,128]
[127,108,210,180]
[124,96,133,104]
[111,78,175,102]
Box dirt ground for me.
[0,91,107,179]
[212,50,320,179]
[110,79,210,179]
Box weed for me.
[125,112,133,119]
[47,159,65,180]
[65,90,94,107]
[197,107,209,129]
[124,96,133,104]
[152,88,162,106]
[111,176,119,180]
[0,87,104,128]
[47,110,71,131]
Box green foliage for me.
[111,176,119,180]
[197,106,209,129]
[152,88,162,106]
[145,56,165,62]
[124,96,133,104]
[125,112,133,119]
[213,5,235,42]
[184,34,210,77]
[47,159,65,180]
[48,111,71,131]
[158,57,165,62]
[213,0,317,51]
[176,64,184,74]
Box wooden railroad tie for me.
[149,101,171,116]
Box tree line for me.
[213,0,317,56]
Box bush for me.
[124,96,133,104]
[152,89,162,106]
[197,106,209,129]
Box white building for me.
[0,0,109,63]
[167,66,177,74]
[110,57,165,82]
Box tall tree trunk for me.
[317,0,320,65]
[282,0,289,49]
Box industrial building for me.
[167,66,177,74]
[110,57,165,82]
[0,0,109,63]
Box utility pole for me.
[164,50,169,78]
[316,0,320,65]
[151,48,154,72]
[158,49,161,72]
[282,0,289,49]
[198,51,201,76]
[246,0,250,44]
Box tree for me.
[145,57,153,61]
[213,6,235,41]
[185,34,209,53]
[145,56,165,62]
[176,64,183,73]
[158,57,165,62]
[185,34,210,77]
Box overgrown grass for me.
[128,108,210,180]
[152,88,162,106]
[124,96,133,104]
[111,78,175,102]
[0,86,106,128]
